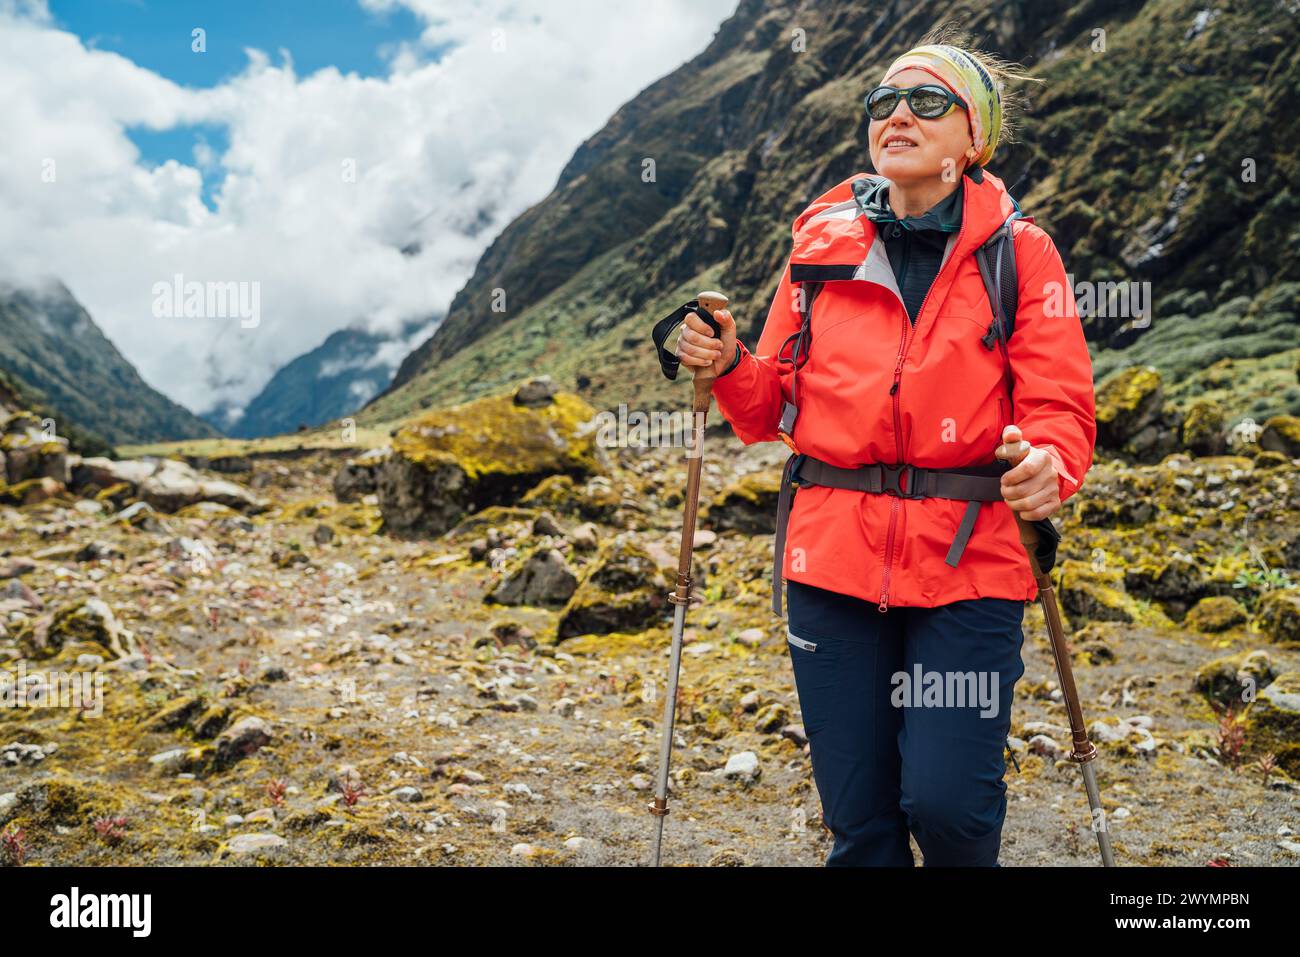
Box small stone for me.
[553,697,576,718]
[738,690,761,713]
[0,557,37,579]
[1089,721,1126,743]
[392,786,424,803]
[1,742,50,766]
[213,716,273,769]
[569,523,599,552]
[76,541,124,562]
[781,724,808,748]
[223,833,289,856]
[313,524,335,545]
[723,751,760,782]
[513,376,556,407]
[734,628,764,649]
[148,748,191,775]
[754,703,791,734]
[510,842,540,858]
[629,774,652,790]
[1028,735,1065,760]
[532,512,563,537]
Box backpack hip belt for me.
[771,453,1010,616]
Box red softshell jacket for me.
[712,169,1096,609]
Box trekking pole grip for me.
[691,291,728,413]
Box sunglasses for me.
[864,84,967,121]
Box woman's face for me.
[868,67,975,184]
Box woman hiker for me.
[675,36,1097,866]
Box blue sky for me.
[50,0,431,207]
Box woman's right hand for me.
[677,307,738,377]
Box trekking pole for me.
[1002,430,1116,867]
[647,290,729,867]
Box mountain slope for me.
[0,281,220,446]
[217,324,425,439]
[363,0,1300,428]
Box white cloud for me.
[0,0,736,420]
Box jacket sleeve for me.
[710,256,804,445]
[1006,223,1097,504]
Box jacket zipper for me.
[878,218,966,613]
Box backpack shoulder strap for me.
[974,210,1029,399]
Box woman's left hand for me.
[995,424,1061,521]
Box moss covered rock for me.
[519,473,621,523]
[377,388,602,538]
[1194,649,1277,708]
[1095,365,1163,451]
[1259,415,1300,459]
[1181,400,1226,457]
[1253,589,1300,645]
[486,547,579,607]
[333,447,389,503]
[1185,595,1249,633]
[1242,671,1300,756]
[17,598,129,661]
[556,534,668,640]
[0,476,67,506]
[1057,559,1136,625]
[705,470,782,535]
[1123,555,1206,615]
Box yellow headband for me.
[883,43,1003,168]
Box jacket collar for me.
[853,178,964,234]
[792,166,1019,266]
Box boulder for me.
[1123,554,1206,616]
[1094,365,1163,452]
[1242,671,1300,756]
[1194,650,1277,709]
[213,716,273,770]
[333,447,390,503]
[705,470,782,535]
[75,457,266,514]
[1184,595,1248,633]
[377,389,602,538]
[1,416,71,485]
[556,535,668,640]
[1253,590,1300,646]
[520,474,621,523]
[1180,400,1227,457]
[1259,415,1300,459]
[1057,560,1137,625]
[486,548,579,606]
[17,598,135,661]
[0,477,66,506]
[513,376,557,408]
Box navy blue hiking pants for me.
[785,579,1027,867]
